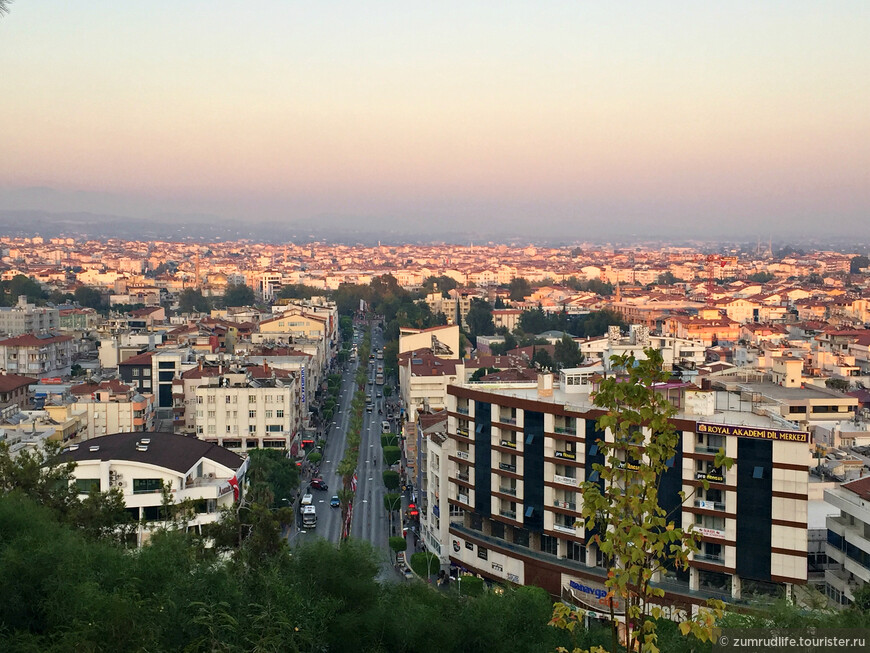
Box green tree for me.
[656,271,680,285]
[382,470,400,490]
[850,255,870,274]
[825,378,850,392]
[389,535,407,562]
[383,445,401,467]
[410,551,440,580]
[177,288,210,313]
[508,277,532,301]
[1,274,46,306]
[465,298,495,339]
[518,306,548,334]
[557,348,729,653]
[222,282,255,307]
[554,333,583,369]
[532,347,554,370]
[470,366,500,382]
[490,332,517,355]
[747,271,775,283]
[74,285,104,310]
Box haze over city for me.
[1,1,868,242]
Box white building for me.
[62,431,247,545]
[824,477,870,607]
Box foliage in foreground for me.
[0,493,570,653]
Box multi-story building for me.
[824,477,870,607]
[0,296,59,336]
[0,333,74,377]
[443,372,810,612]
[194,365,298,453]
[69,379,155,438]
[578,325,706,373]
[61,431,246,546]
[0,372,37,410]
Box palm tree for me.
[0,1,13,17]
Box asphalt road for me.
[290,326,402,582]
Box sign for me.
[465,541,474,550]
[300,366,305,404]
[499,439,517,449]
[453,539,461,553]
[554,451,576,460]
[498,462,517,472]
[507,573,520,583]
[456,450,469,460]
[492,562,503,572]
[554,474,579,486]
[696,527,725,539]
[695,469,724,483]
[696,422,808,444]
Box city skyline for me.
[1,1,868,239]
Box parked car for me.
[310,478,328,491]
[330,495,340,508]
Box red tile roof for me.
[0,334,73,347]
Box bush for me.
[381,433,398,447]
[457,575,484,596]
[410,552,440,579]
[307,452,322,465]
[382,470,400,490]
[382,446,401,467]
[389,536,407,559]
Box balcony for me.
[554,426,577,436]
[498,486,517,497]
[498,415,517,425]
[456,450,470,460]
[457,472,470,482]
[553,523,578,535]
[694,498,726,512]
[498,462,517,473]
[554,499,577,511]
[695,444,724,455]
[499,509,517,520]
[694,553,725,565]
[456,406,469,415]
[457,493,470,504]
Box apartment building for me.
[824,477,870,607]
[61,431,246,546]
[578,325,706,373]
[397,349,464,422]
[69,380,155,438]
[443,374,810,611]
[193,366,298,453]
[0,333,74,377]
[0,373,37,410]
[0,296,59,336]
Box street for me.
[289,326,402,581]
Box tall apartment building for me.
[0,296,59,336]
[0,333,74,377]
[194,367,298,453]
[824,477,870,607]
[443,372,810,613]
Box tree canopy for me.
[222,282,255,307]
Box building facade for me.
[443,376,810,612]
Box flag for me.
[227,475,240,502]
[351,473,358,492]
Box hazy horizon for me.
[1,2,868,240]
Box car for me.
[366,403,373,412]
[310,478,328,491]
[330,495,340,508]
[376,391,382,398]
[301,493,313,506]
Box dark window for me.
[75,478,101,493]
[753,466,764,479]
[540,534,558,555]
[469,513,483,531]
[567,541,585,563]
[513,528,529,548]
[490,521,505,540]
[133,478,163,494]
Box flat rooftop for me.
[737,382,849,402]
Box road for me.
[290,325,402,581]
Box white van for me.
[382,421,391,434]
[301,493,313,506]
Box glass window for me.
[249,410,256,419]
[133,478,163,494]
[277,409,284,418]
[75,478,101,494]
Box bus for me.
[301,505,317,529]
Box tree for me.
[177,288,210,313]
[470,367,501,382]
[557,349,730,653]
[826,378,850,392]
[222,283,255,307]
[518,306,548,334]
[747,271,775,283]
[410,551,440,580]
[465,298,495,339]
[532,347,554,370]
[383,446,401,467]
[508,277,532,302]
[490,332,517,355]
[382,470,400,490]
[74,285,104,310]
[389,535,407,562]
[554,333,583,369]
[850,255,870,274]
[656,271,680,285]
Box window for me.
[265,410,273,419]
[267,425,282,432]
[207,425,215,434]
[207,410,215,419]
[196,410,203,418]
[207,395,215,404]
[540,534,558,555]
[133,478,163,494]
[249,410,256,419]
[197,425,203,434]
[132,368,139,377]
[567,541,585,563]
[225,396,231,404]
[75,478,101,494]
[249,425,257,433]
[265,395,273,403]
[197,396,203,404]
[753,466,764,479]
[143,369,150,377]
[276,409,284,418]
[490,521,505,540]
[249,395,257,403]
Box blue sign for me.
[569,580,607,600]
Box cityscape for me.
[2,2,869,652]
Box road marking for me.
[362,499,368,503]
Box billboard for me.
[696,422,808,444]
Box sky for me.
[0,1,868,240]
